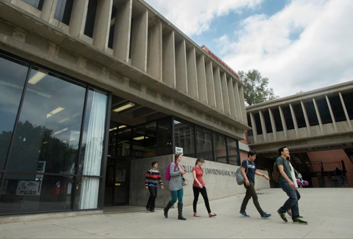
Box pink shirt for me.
[193,167,205,187]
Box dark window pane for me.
[247,114,253,136]
[21,0,44,10]
[108,6,117,49]
[316,98,333,124]
[254,113,262,135]
[329,95,346,122]
[342,92,353,120]
[0,174,73,215]
[213,133,227,164]
[84,0,98,38]
[227,137,238,165]
[7,68,86,174]
[108,121,118,156]
[196,130,213,161]
[117,126,131,157]
[0,56,28,170]
[282,106,294,130]
[263,111,273,133]
[272,108,283,132]
[304,101,319,126]
[174,120,195,157]
[157,118,172,156]
[293,104,306,128]
[54,0,74,25]
[131,122,156,158]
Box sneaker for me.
[261,213,271,219]
[240,211,250,217]
[287,210,303,218]
[277,210,288,222]
[150,209,155,213]
[293,218,308,225]
[146,207,150,213]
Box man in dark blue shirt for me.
[240,150,271,218]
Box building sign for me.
[175,147,183,155]
[182,165,237,177]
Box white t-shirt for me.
[289,162,298,188]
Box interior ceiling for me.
[110,95,167,126]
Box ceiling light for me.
[113,102,135,113]
[133,136,149,141]
[119,125,127,129]
[54,127,68,135]
[109,127,118,132]
[28,71,46,85]
[47,107,65,118]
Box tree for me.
[238,70,278,106]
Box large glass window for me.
[84,0,98,38]
[304,101,319,126]
[174,120,195,157]
[196,128,213,161]
[213,133,227,164]
[282,106,294,130]
[227,137,239,165]
[254,113,262,135]
[21,0,44,10]
[342,92,353,120]
[54,0,74,25]
[117,126,132,157]
[272,108,283,131]
[157,118,172,156]
[329,95,346,122]
[317,98,333,124]
[293,104,306,128]
[132,122,157,158]
[0,56,28,170]
[263,111,273,133]
[108,6,117,49]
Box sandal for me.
[209,213,217,217]
[194,213,201,217]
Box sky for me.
[144,0,353,98]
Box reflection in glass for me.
[157,118,172,156]
[227,137,239,165]
[213,133,227,164]
[132,122,157,158]
[174,120,195,157]
[196,129,213,161]
[21,0,44,10]
[0,56,28,170]
[117,126,131,157]
[54,0,74,25]
[7,68,86,174]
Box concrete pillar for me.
[250,113,257,143]
[289,104,299,138]
[239,86,247,123]
[227,78,236,119]
[196,55,208,105]
[112,0,132,63]
[175,40,188,94]
[301,101,311,136]
[279,106,288,139]
[147,22,162,81]
[69,0,89,38]
[186,48,198,99]
[213,67,224,113]
[339,92,352,130]
[162,31,176,88]
[93,0,113,52]
[259,111,267,141]
[325,95,337,132]
[234,82,242,122]
[313,98,324,134]
[221,73,231,117]
[41,0,58,24]
[269,108,277,141]
[205,61,216,109]
[131,10,148,71]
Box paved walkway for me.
[1,188,352,238]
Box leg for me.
[150,187,157,211]
[290,190,300,219]
[177,188,186,220]
[278,182,298,218]
[200,187,212,214]
[240,184,252,212]
[146,186,154,210]
[164,190,177,218]
[193,186,200,213]
[247,183,265,215]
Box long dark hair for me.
[175,154,181,166]
[195,158,205,172]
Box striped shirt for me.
[145,169,163,187]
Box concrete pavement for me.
[0,188,352,238]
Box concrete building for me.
[0,0,269,217]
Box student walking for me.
[192,158,216,217]
[163,154,187,220]
[239,150,271,219]
[276,146,308,225]
[145,161,164,212]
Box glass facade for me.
[0,53,108,215]
[54,0,74,25]
[21,0,44,10]
[174,120,195,157]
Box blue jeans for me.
[278,182,301,219]
[169,188,183,204]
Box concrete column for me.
[131,10,148,71]
[289,104,299,138]
[259,111,267,141]
[279,106,288,139]
[325,95,337,132]
[269,108,277,141]
[227,78,236,119]
[250,112,257,143]
[147,21,162,81]
[196,55,208,105]
[239,86,247,123]
[112,0,132,63]
[175,40,188,94]
[301,101,311,136]
[313,98,324,134]
[187,48,198,99]
[162,31,176,88]
[339,92,352,130]
[69,0,89,38]
[234,82,242,122]
[221,73,231,117]
[205,61,216,109]
[93,0,113,52]
[213,67,224,113]
[41,0,58,24]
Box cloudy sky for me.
[144,0,353,97]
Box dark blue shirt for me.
[241,160,256,184]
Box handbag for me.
[179,165,189,186]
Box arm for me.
[145,171,150,188]
[158,172,164,189]
[255,170,269,180]
[170,163,181,177]
[193,170,203,188]
[241,162,250,186]
[278,165,296,189]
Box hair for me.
[248,150,256,157]
[195,158,205,166]
[151,161,158,167]
[278,146,287,156]
[174,154,181,165]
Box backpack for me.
[165,162,176,181]
[235,160,249,185]
[272,161,280,183]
